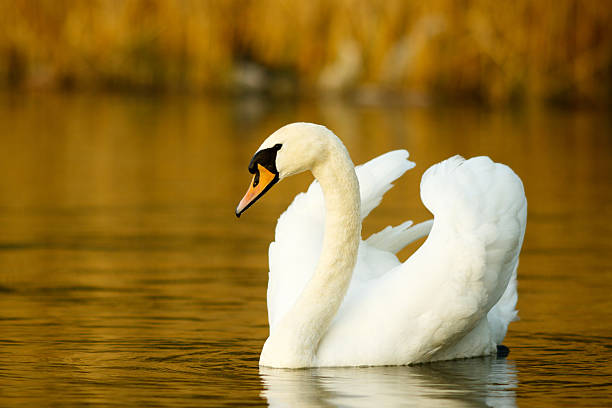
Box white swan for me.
[236,122,527,368]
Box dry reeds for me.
[1,0,610,105]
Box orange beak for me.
[235,164,279,217]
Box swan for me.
[236,122,527,368]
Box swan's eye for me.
[248,144,282,175]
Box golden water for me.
[0,93,610,407]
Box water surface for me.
[0,94,610,407]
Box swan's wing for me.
[267,150,415,330]
[486,262,519,344]
[416,155,526,360]
[366,220,433,254]
[418,155,526,311]
[356,150,415,219]
[316,156,527,366]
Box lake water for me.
[0,93,610,407]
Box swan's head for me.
[235,122,332,217]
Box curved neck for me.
[261,138,361,368]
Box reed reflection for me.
[260,356,517,408]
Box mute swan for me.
[236,122,526,368]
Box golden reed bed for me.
[1,0,610,105]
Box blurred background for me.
[1,0,611,105]
[1,1,611,407]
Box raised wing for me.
[366,220,433,254]
[416,155,526,361]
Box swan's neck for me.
[261,139,361,368]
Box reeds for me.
[1,0,610,105]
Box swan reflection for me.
[260,356,517,407]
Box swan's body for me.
[236,123,526,368]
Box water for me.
[0,93,610,407]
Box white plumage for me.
[239,123,526,368]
